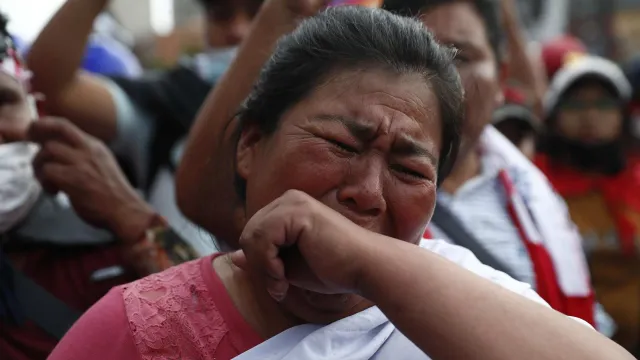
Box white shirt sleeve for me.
[100,77,155,187]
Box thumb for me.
[229,250,249,270]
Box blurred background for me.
[4,0,640,69]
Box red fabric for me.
[423,169,595,326]
[48,254,263,360]
[535,154,640,256]
[508,211,595,325]
[542,35,587,79]
[0,245,138,360]
[499,169,595,326]
[503,87,528,106]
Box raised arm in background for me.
[176,0,327,243]
[27,0,118,142]
[500,0,547,116]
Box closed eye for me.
[391,164,427,180]
[326,138,359,154]
[454,53,470,65]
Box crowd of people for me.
[0,0,638,359]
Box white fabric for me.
[147,167,222,255]
[545,55,631,114]
[0,57,31,85]
[192,46,238,82]
[1,57,38,120]
[0,143,41,232]
[482,127,592,297]
[431,146,536,285]
[233,239,552,360]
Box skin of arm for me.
[26,0,119,142]
[175,0,302,243]
[357,237,634,360]
[500,0,547,116]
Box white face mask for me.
[193,46,239,82]
[0,142,41,232]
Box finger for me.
[229,250,248,270]
[33,141,80,170]
[28,117,87,149]
[239,210,292,301]
[266,277,289,302]
[37,176,60,195]
[240,214,288,281]
[34,163,69,193]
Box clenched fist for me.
[231,190,382,301]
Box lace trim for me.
[122,259,228,359]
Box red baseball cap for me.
[542,35,587,79]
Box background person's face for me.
[205,0,262,48]
[0,72,31,144]
[555,82,623,144]
[236,68,443,323]
[420,2,501,158]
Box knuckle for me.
[282,189,311,207]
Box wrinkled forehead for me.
[282,68,445,158]
[307,68,439,131]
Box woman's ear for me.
[236,123,264,181]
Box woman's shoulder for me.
[51,255,239,360]
[120,255,237,359]
[48,286,138,360]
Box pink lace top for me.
[48,254,264,360]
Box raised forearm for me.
[26,0,119,142]
[176,0,301,239]
[28,0,107,95]
[501,0,546,114]
[358,239,632,360]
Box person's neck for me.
[440,148,482,195]
[213,255,300,339]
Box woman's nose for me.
[336,157,387,217]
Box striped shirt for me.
[430,139,536,287]
[429,128,614,336]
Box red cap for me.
[542,35,587,79]
[504,86,528,106]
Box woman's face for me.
[236,68,442,322]
[0,72,31,143]
[555,81,623,144]
[205,0,261,48]
[420,2,501,160]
